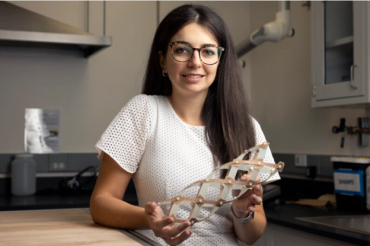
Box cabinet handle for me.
[350,64,358,89]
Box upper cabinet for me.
[311,1,369,108]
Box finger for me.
[240,174,251,181]
[165,230,192,246]
[145,202,157,215]
[162,221,191,238]
[232,189,240,197]
[248,205,257,213]
[237,187,252,199]
[252,194,263,205]
[233,195,251,209]
[255,175,261,182]
[253,184,263,197]
[152,217,174,230]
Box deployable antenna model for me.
[157,142,285,225]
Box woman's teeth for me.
[185,75,202,78]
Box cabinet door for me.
[312,1,365,101]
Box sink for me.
[297,215,370,236]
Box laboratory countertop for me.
[1,194,369,245]
[264,203,370,246]
[0,208,155,246]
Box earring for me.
[162,70,168,77]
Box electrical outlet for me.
[49,154,68,172]
[294,154,307,167]
[49,162,68,171]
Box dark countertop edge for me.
[267,217,368,246]
[0,203,89,211]
[0,193,138,212]
[265,207,370,246]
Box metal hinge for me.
[312,84,317,97]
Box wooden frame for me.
[158,142,285,225]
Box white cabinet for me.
[250,223,356,246]
[311,1,370,108]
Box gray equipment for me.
[236,1,295,58]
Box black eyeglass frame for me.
[168,42,225,65]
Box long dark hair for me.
[142,4,255,165]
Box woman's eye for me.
[175,48,188,54]
[203,49,215,56]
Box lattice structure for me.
[158,142,285,225]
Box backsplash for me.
[0,152,337,202]
[0,153,101,174]
[272,153,337,178]
[0,152,336,177]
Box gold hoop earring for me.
[162,70,167,77]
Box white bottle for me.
[11,154,36,196]
[367,165,370,211]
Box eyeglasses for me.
[169,42,225,65]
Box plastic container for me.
[11,154,36,196]
[331,157,370,212]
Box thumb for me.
[145,202,157,215]
[241,173,251,181]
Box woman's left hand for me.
[231,174,263,218]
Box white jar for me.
[11,154,36,196]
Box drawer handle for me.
[350,64,358,89]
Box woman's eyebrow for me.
[175,41,217,47]
[202,44,217,47]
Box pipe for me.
[236,1,294,58]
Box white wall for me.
[11,1,88,31]
[0,1,156,153]
[2,1,367,157]
[249,1,367,156]
[0,1,251,153]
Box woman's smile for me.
[181,73,205,82]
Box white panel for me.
[315,1,365,101]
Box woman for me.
[90,4,279,246]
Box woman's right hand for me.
[145,202,192,245]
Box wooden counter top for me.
[0,208,144,245]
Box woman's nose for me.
[188,49,202,68]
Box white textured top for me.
[95,95,280,246]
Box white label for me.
[334,172,361,192]
[25,108,60,153]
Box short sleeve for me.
[95,95,152,173]
[250,117,281,183]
